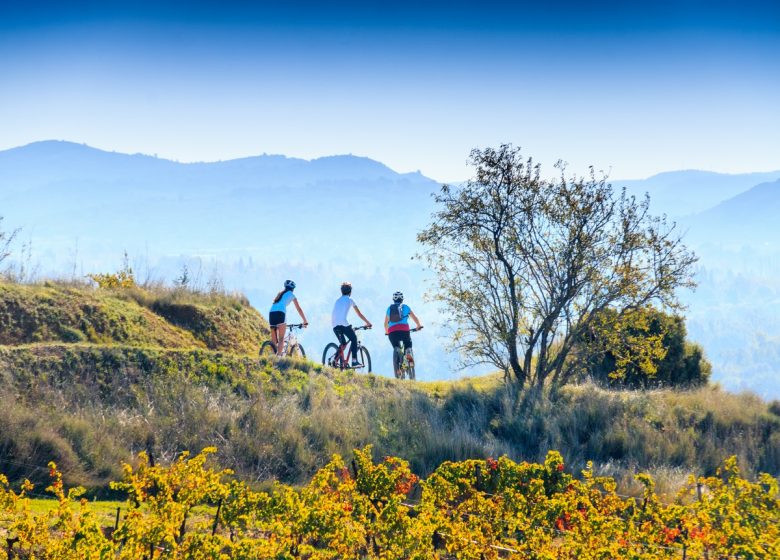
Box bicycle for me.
[260,323,306,358]
[389,327,421,380]
[322,326,372,372]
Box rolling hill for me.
[613,169,780,218]
[683,178,780,247]
[1,279,778,497]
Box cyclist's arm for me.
[353,305,372,328]
[409,310,423,329]
[384,314,389,335]
[293,298,308,326]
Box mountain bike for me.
[389,327,421,380]
[260,323,306,358]
[322,326,372,372]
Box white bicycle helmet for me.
[284,279,296,290]
[392,291,404,303]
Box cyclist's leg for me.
[269,311,285,349]
[388,331,403,375]
[333,326,348,364]
[344,326,359,364]
[401,331,414,363]
[276,323,287,356]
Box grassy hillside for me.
[0,280,268,353]
[0,280,779,498]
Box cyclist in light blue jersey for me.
[268,280,308,357]
[384,291,422,376]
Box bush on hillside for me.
[582,306,712,389]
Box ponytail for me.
[273,287,292,304]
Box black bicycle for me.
[260,323,306,358]
[389,327,422,380]
[322,326,372,372]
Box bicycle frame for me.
[323,326,371,371]
[334,326,368,365]
[272,323,304,357]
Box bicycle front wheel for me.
[289,344,306,359]
[322,343,340,368]
[260,341,277,358]
[358,346,372,373]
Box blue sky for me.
[1,1,778,181]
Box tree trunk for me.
[508,332,525,386]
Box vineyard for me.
[1,448,778,559]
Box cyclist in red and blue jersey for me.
[384,291,423,375]
[268,280,308,357]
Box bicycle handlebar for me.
[354,325,372,331]
[288,323,307,329]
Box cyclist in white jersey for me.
[331,282,372,367]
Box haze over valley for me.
[2,140,779,396]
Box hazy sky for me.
[1,1,778,181]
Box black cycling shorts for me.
[388,330,412,350]
[269,311,286,327]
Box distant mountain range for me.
[0,141,439,263]
[683,179,780,247]
[614,170,780,218]
[1,140,779,395]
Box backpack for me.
[389,303,404,323]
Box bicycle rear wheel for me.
[358,346,372,373]
[392,348,404,379]
[289,344,306,358]
[322,342,341,368]
[260,341,277,358]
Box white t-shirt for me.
[331,295,356,327]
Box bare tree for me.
[417,145,697,388]
[0,216,19,271]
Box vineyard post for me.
[114,506,121,531]
[475,464,483,492]
[212,499,223,536]
[177,510,188,544]
[6,536,19,559]
[146,434,156,468]
[696,481,710,560]
[432,530,445,551]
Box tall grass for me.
[1,342,778,497]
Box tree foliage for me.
[583,306,712,389]
[418,144,697,387]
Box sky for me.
[1,0,779,182]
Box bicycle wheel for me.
[407,354,416,381]
[259,340,277,358]
[322,343,340,368]
[289,344,306,358]
[358,346,372,373]
[392,348,404,379]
